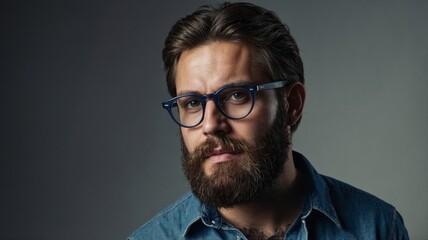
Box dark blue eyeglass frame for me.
[162,80,289,128]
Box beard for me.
[181,100,291,209]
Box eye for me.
[176,96,202,112]
[185,99,201,109]
[222,89,250,104]
[231,91,245,100]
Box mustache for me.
[187,136,249,163]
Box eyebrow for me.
[176,80,254,96]
[176,90,202,96]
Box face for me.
[176,41,290,208]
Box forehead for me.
[175,41,267,95]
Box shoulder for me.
[127,191,201,240]
[323,175,394,212]
[322,175,408,239]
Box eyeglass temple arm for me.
[162,101,178,109]
[256,80,288,91]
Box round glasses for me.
[162,80,288,128]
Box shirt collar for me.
[180,194,204,237]
[293,151,341,227]
[183,151,342,237]
[182,197,228,237]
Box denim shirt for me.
[128,151,409,239]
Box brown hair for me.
[163,2,304,132]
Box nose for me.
[202,100,231,136]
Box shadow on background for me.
[1,1,427,239]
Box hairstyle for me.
[163,2,304,132]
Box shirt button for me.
[211,220,216,224]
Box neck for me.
[218,150,304,238]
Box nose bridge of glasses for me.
[202,92,222,113]
[200,92,223,110]
[203,93,216,101]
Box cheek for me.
[251,92,278,124]
[181,128,199,153]
[233,109,276,145]
[247,95,278,141]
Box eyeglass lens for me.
[170,86,253,127]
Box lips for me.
[205,148,239,164]
[206,148,234,157]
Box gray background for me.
[1,0,427,239]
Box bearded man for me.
[128,2,408,239]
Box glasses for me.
[162,80,288,128]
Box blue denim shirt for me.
[128,151,409,239]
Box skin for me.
[176,41,278,175]
[175,41,306,237]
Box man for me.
[129,2,408,239]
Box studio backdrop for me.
[1,0,427,239]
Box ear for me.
[284,82,305,126]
